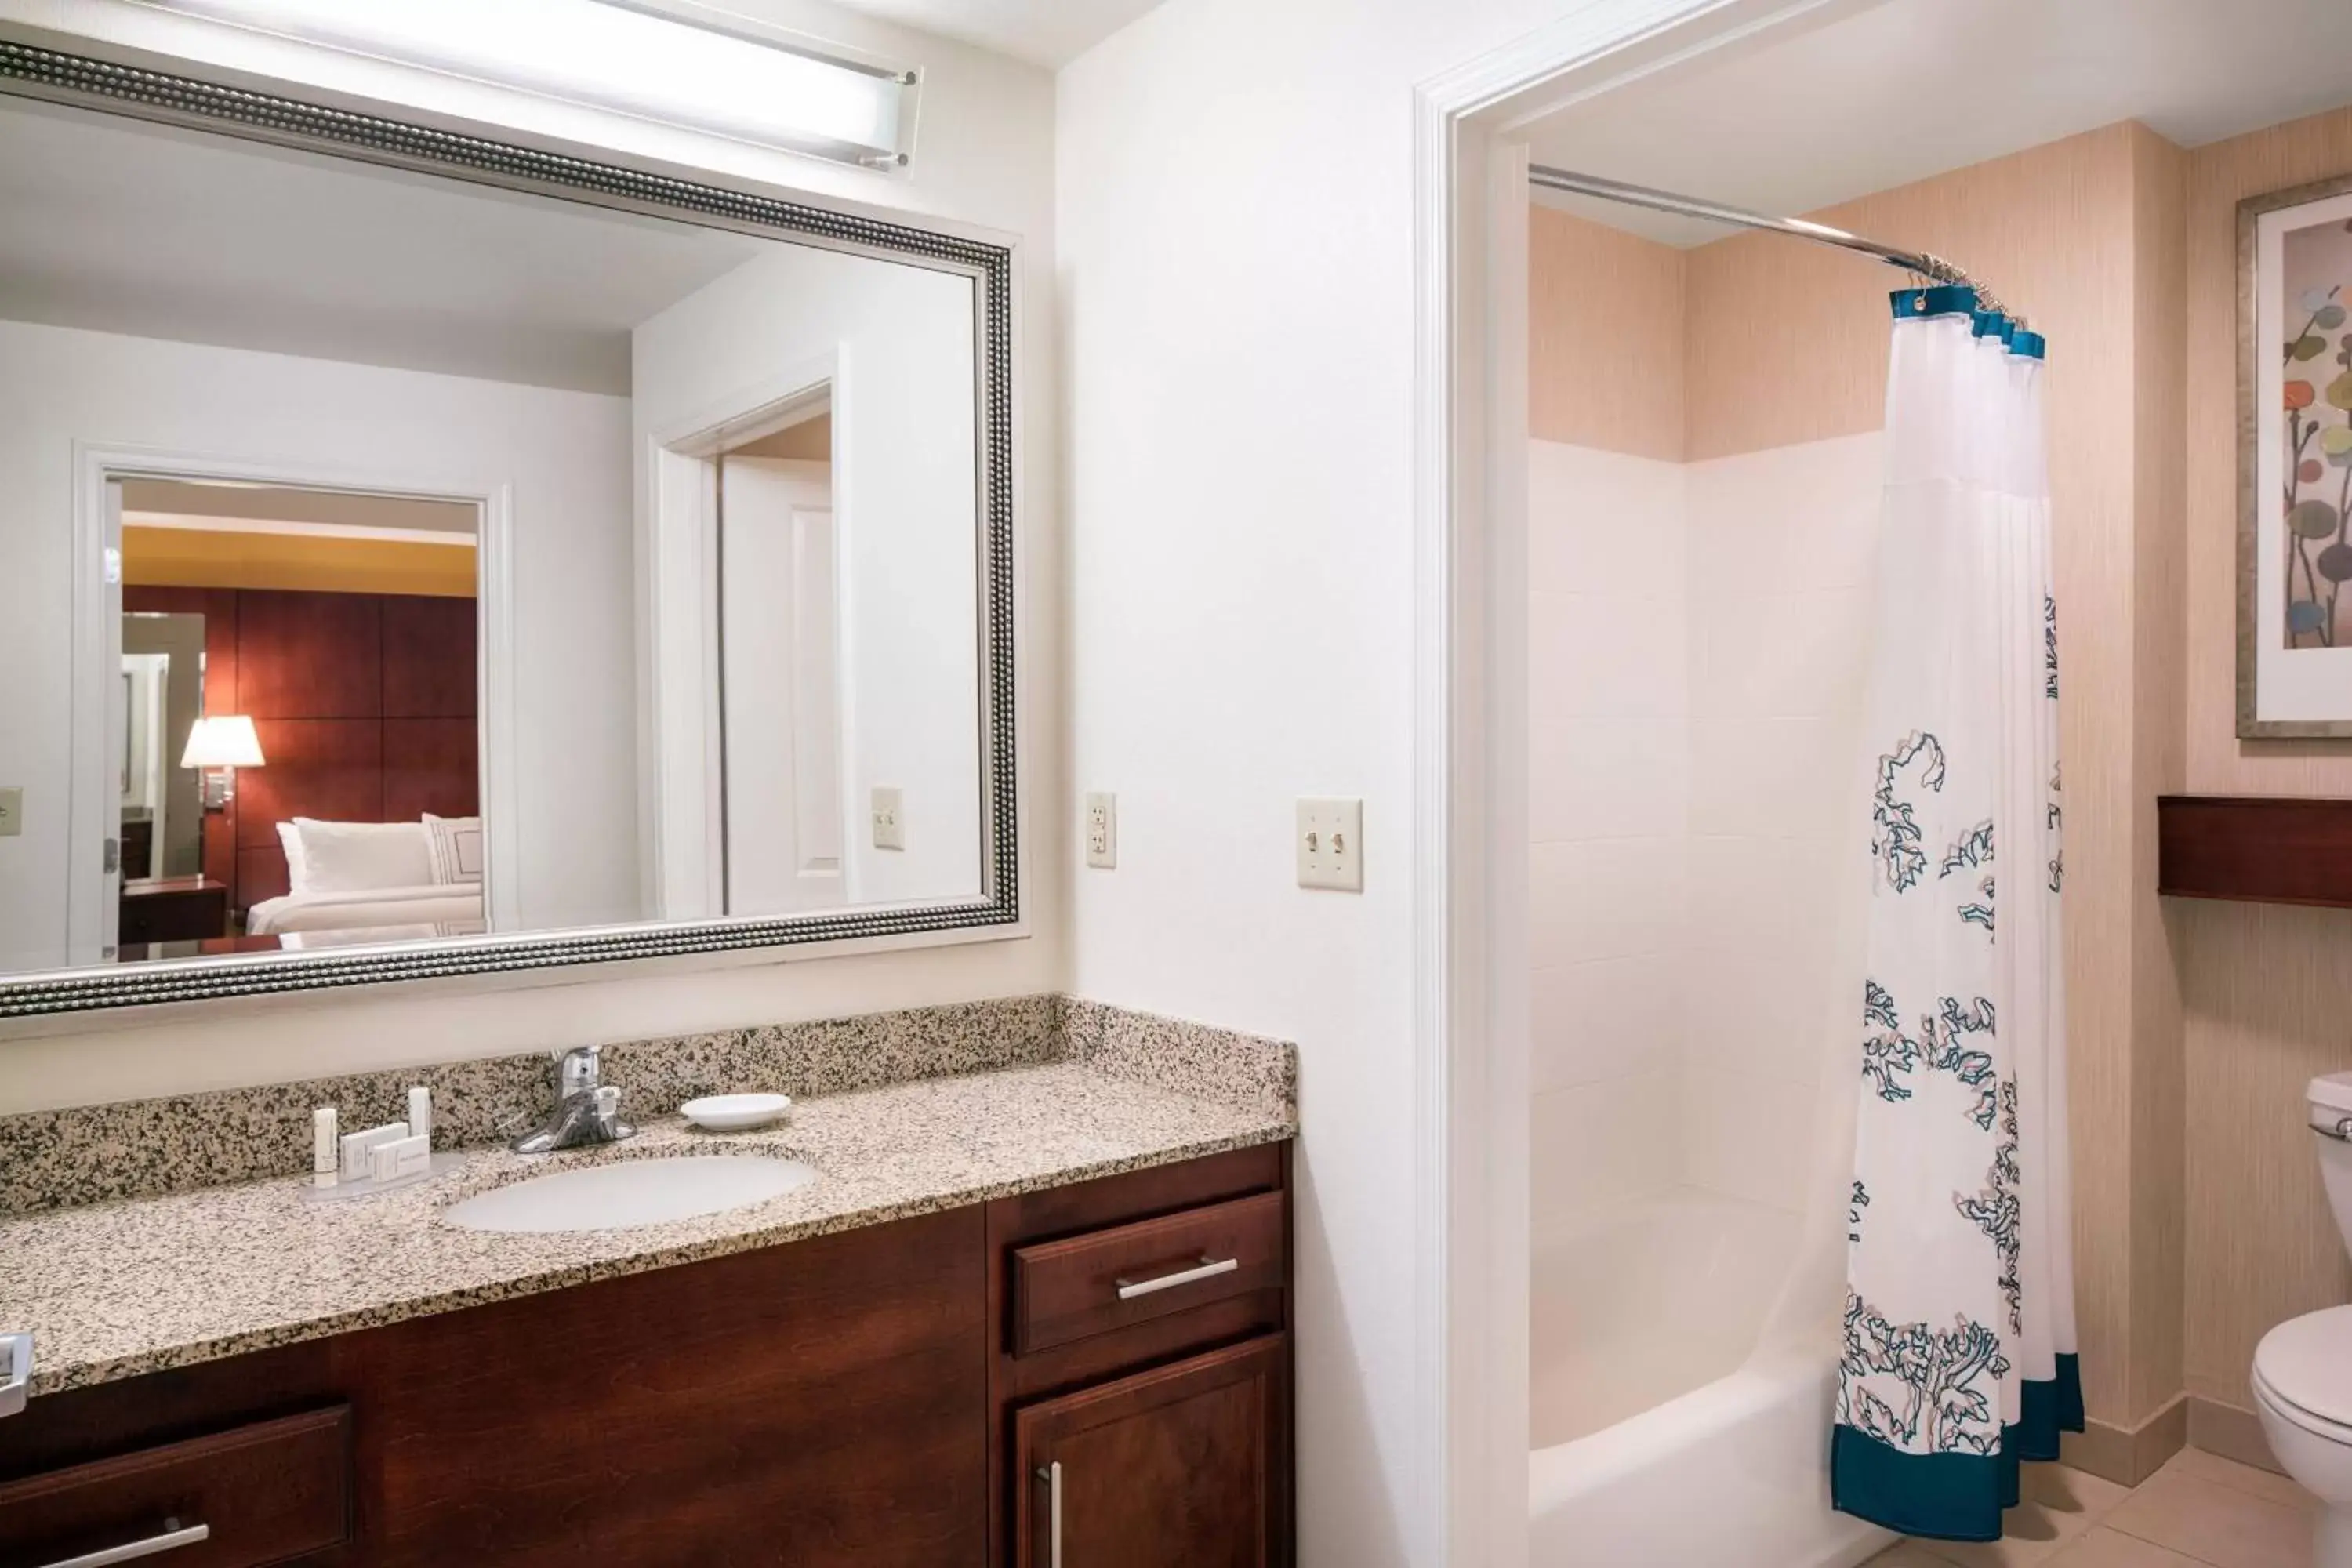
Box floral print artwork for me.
[2280,218,2352,648]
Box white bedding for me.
[245,884,484,935]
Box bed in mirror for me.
[0,46,1016,1016]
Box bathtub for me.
[1529,1189,1893,1567]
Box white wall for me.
[1056,2,1579,1563]
[633,245,982,914]
[0,0,1062,1109]
[0,318,639,971]
[1526,441,1687,1238]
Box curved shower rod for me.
[1527,163,2019,325]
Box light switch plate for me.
[1296,797,1363,891]
[870,786,905,851]
[0,788,20,838]
[1083,792,1116,869]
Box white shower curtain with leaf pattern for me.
[1831,286,2081,1545]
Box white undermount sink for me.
[441,1154,818,1234]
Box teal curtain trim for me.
[1890,283,1978,320]
[2056,1353,2085,1429]
[1888,284,2049,359]
[2016,1356,2087,1462]
[1831,1425,2005,1542]
[1834,1361,2086,1540]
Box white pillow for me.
[276,822,313,894]
[422,814,485,885]
[286,818,434,895]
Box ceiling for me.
[0,96,766,394]
[822,0,1164,67]
[1526,0,2352,246]
[121,481,481,539]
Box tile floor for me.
[1865,1448,2319,1567]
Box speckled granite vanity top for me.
[0,999,1295,1399]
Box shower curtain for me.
[1831,285,2081,1543]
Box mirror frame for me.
[0,37,1020,1018]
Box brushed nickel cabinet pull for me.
[34,1519,210,1568]
[1114,1254,1239,1301]
[1035,1461,1062,1568]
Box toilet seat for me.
[2256,1307,2352,1440]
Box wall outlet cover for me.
[1296,797,1363,891]
[1083,791,1116,869]
[870,786,905,851]
[0,788,18,838]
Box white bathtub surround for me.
[1530,1193,1886,1567]
[1837,293,2079,1541]
[1528,432,1891,1566]
[1527,443,1689,1236]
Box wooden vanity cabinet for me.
[0,1145,1293,1567]
[985,1142,1294,1568]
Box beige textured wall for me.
[1530,122,2191,1435]
[2181,104,2352,1417]
[1527,203,1686,459]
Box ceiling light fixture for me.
[146,0,920,169]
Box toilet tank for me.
[2309,1073,2352,1254]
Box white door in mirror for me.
[1297,797,1363,891]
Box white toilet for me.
[2252,1071,2352,1568]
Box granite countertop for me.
[0,1060,1293,1399]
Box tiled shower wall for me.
[1527,432,1879,1238]
[1679,434,1880,1211]
[1527,440,1689,1236]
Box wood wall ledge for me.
[2157,795,2352,909]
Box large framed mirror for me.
[0,39,1018,1017]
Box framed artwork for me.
[2241,171,2352,737]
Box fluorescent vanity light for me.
[150,0,918,168]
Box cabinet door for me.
[1013,1335,1287,1568]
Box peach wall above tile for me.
[1528,206,1685,461]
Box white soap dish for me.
[681,1093,791,1132]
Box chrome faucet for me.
[508,1044,636,1154]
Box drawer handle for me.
[0,1330,29,1418]
[1114,1254,1239,1301]
[1035,1461,1062,1568]
[35,1519,210,1568]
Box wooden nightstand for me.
[119,876,231,945]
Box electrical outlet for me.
[870,786,905,851]
[1296,797,1363,891]
[1083,792,1116,869]
[0,787,18,838]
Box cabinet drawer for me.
[1011,1190,1284,1356]
[0,1406,349,1568]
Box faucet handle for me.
[556,1044,601,1096]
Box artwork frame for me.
[2239,169,2352,738]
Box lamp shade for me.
[180,715,265,769]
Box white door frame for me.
[69,441,517,956]
[1410,2,1887,1559]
